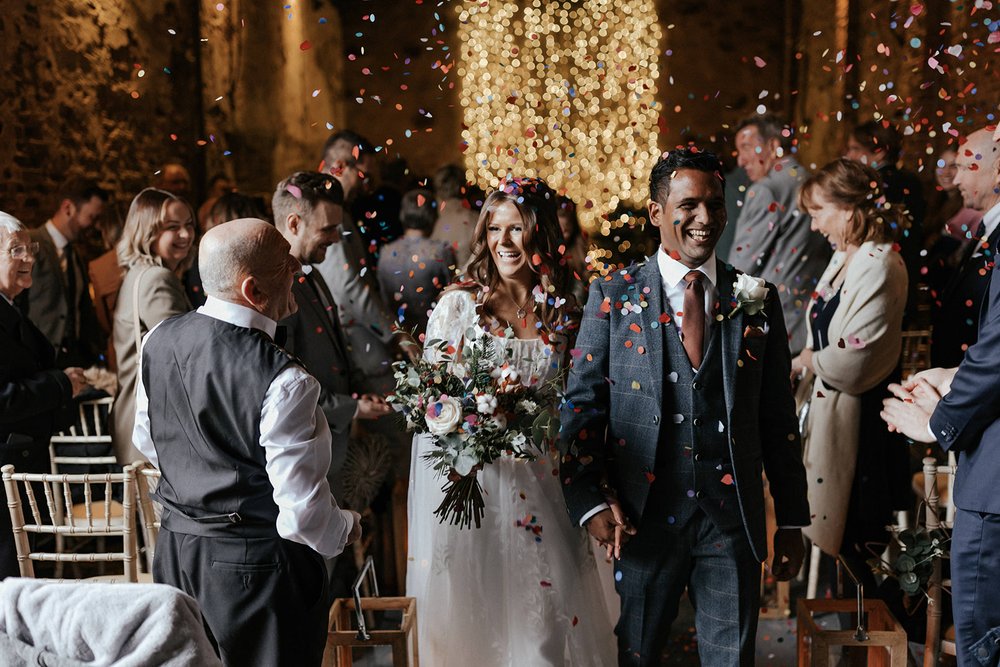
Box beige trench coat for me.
[801,241,907,555]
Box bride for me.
[407,177,616,666]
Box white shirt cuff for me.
[579,503,609,527]
[927,422,936,442]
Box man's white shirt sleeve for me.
[260,364,353,558]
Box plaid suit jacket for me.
[559,257,810,562]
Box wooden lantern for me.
[324,595,419,667]
[796,598,907,667]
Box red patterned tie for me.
[682,271,705,369]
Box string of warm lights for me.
[455,0,661,234]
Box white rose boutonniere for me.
[425,395,463,436]
[729,274,769,318]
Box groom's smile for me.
[648,168,727,268]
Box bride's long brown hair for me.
[458,177,581,342]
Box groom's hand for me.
[770,528,805,581]
[585,502,636,560]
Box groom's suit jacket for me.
[560,258,810,562]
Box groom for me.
[560,148,809,666]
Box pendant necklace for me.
[513,292,533,320]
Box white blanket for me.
[0,578,222,666]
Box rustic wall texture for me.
[0,0,346,224]
[0,0,996,225]
[0,0,203,224]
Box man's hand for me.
[62,367,89,397]
[881,384,937,443]
[770,528,805,581]
[585,500,637,560]
[905,366,958,397]
[891,378,941,416]
[345,510,362,546]
[789,349,813,385]
[356,394,392,420]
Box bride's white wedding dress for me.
[407,289,616,666]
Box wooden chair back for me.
[133,462,161,572]
[900,329,932,380]
[923,453,957,665]
[49,396,118,468]
[1,463,138,582]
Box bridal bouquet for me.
[388,331,561,529]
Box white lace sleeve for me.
[423,289,477,364]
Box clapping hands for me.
[880,366,957,443]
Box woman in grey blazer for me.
[791,159,910,590]
[110,188,194,463]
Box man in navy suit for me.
[929,128,1000,367]
[560,148,809,666]
[881,126,1000,666]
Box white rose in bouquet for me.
[516,399,539,415]
[425,395,464,436]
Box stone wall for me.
[0,0,203,224]
[1,0,994,223]
[0,0,347,223]
[199,0,347,196]
[654,0,789,161]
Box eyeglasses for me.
[7,242,39,260]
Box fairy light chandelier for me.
[456,0,662,232]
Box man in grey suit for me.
[315,130,406,391]
[315,131,416,477]
[726,114,830,353]
[561,148,809,666]
[273,171,392,497]
[21,177,108,368]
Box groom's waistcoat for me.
[644,320,740,532]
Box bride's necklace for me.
[511,291,533,320]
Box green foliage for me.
[868,525,950,597]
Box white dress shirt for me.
[45,220,68,254]
[132,295,353,558]
[655,247,718,351]
[579,249,719,527]
[973,200,1000,258]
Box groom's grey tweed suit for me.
[560,257,809,666]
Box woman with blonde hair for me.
[110,188,195,463]
[792,158,910,590]
[406,177,615,666]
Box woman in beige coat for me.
[791,159,910,589]
[110,188,194,463]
